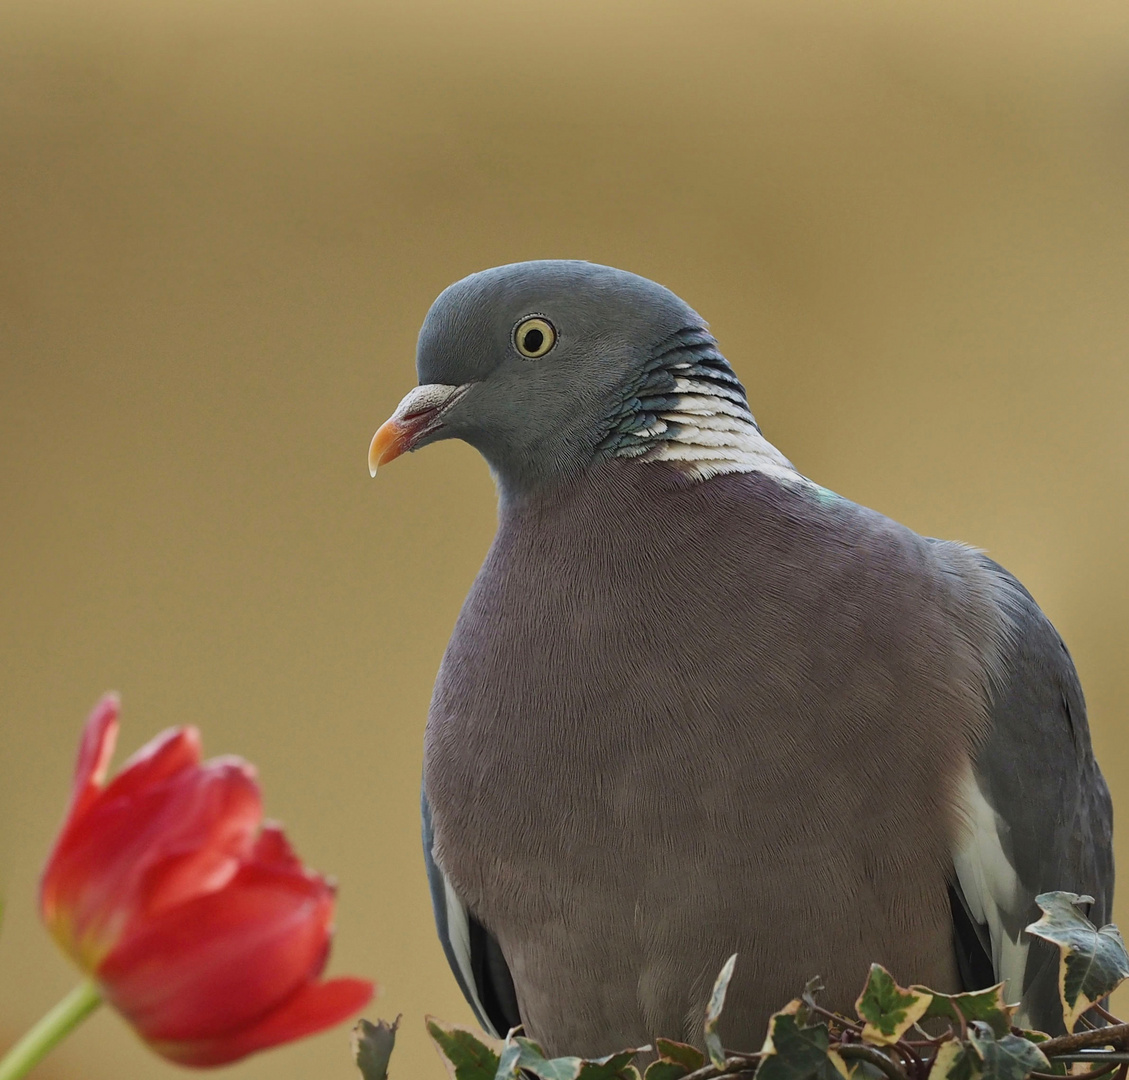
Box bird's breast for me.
[422,464,986,1046]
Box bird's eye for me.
[513,316,557,358]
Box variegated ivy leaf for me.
[504,1035,646,1080]
[854,964,933,1045]
[754,1005,848,1080]
[654,1040,705,1070]
[919,984,1014,1037]
[425,1017,506,1080]
[704,954,738,1068]
[353,1016,400,1080]
[966,1022,1050,1080]
[1009,1031,1066,1077]
[1025,891,1129,1031]
[496,1038,524,1080]
[644,1040,706,1080]
[929,1041,980,1080]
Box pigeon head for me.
[369,260,785,497]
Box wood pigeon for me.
[368,261,1113,1054]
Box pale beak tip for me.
[368,420,405,476]
[367,429,384,477]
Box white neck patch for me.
[614,374,804,483]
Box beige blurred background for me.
[2,0,1128,1076]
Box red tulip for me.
[39,694,374,1067]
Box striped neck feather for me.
[596,326,802,483]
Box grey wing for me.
[950,557,1114,1033]
[421,785,521,1037]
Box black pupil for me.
[523,328,545,353]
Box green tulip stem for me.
[0,979,103,1080]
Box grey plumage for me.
[947,552,1113,1033]
[371,261,1112,1053]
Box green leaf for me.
[755,1007,848,1080]
[929,1041,980,1080]
[496,1038,524,1080]
[425,1017,506,1080]
[966,1022,1050,1080]
[919,985,1014,1037]
[574,1052,642,1080]
[854,964,933,1045]
[512,1039,584,1080]
[654,1041,705,1071]
[1011,1032,1065,1077]
[353,1016,400,1080]
[507,1036,646,1080]
[644,1061,691,1080]
[1025,891,1129,1031]
[704,954,738,1068]
[645,1040,706,1080]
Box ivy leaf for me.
[755,1006,848,1080]
[704,954,738,1068]
[643,1060,693,1080]
[514,1043,586,1080]
[425,1016,506,1080]
[654,1040,705,1071]
[854,964,933,1045]
[919,985,1014,1037]
[496,1038,524,1080]
[645,1040,706,1080]
[575,1054,642,1080]
[966,1022,1050,1080]
[1010,1031,1065,1077]
[507,1036,646,1080]
[1025,891,1129,1031]
[929,1041,980,1080]
[353,1016,400,1080]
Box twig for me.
[679,1055,761,1080]
[907,1028,960,1048]
[1041,1024,1129,1058]
[1053,1055,1129,1064]
[837,1044,910,1080]
[1030,1063,1119,1080]
[1093,1005,1122,1026]
[892,1038,926,1079]
[806,1001,863,1034]
[954,1007,968,1043]
[799,983,862,1037]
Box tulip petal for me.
[152,977,375,1067]
[41,720,207,939]
[66,694,120,824]
[42,760,261,964]
[100,726,202,804]
[98,861,337,1041]
[251,822,305,874]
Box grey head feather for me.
[410,260,790,497]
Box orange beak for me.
[368,383,469,476]
[368,418,410,473]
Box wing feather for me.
[949,557,1113,1032]
[422,786,521,1037]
